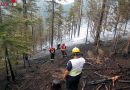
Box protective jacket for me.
[68,57,85,76]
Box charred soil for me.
[1,43,130,90]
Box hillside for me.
[1,42,129,90]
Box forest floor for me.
[0,42,130,90]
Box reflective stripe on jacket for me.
[69,57,85,76]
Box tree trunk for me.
[30,9,35,53]
[1,6,9,80]
[58,26,60,41]
[5,46,15,81]
[113,15,120,54]
[85,20,90,44]
[123,0,130,35]
[77,0,83,37]
[23,0,28,30]
[103,0,110,36]
[49,29,51,47]
[39,21,43,51]
[71,16,75,39]
[68,24,71,41]
[51,0,55,47]
[23,0,27,18]
[123,19,128,35]
[71,23,73,39]
[74,22,77,37]
[95,0,107,53]
[5,56,9,81]
[39,23,43,51]
[71,16,74,39]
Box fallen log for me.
[94,72,111,79]
[94,72,120,81]
[118,80,130,83]
[87,73,120,90]
[87,78,111,85]
[94,72,120,89]
[116,86,130,90]
[87,72,111,85]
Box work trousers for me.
[50,53,55,59]
[66,74,81,90]
[61,50,67,57]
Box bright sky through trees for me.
[55,0,74,5]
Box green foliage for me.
[0,0,40,60]
[87,0,102,23]
[55,4,64,29]
[118,0,130,20]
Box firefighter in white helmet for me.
[63,47,86,90]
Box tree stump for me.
[51,79,61,90]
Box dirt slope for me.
[2,43,130,90]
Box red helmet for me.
[11,0,16,3]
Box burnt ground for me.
[0,43,130,90]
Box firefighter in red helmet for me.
[60,43,67,58]
[49,46,56,62]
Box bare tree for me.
[95,0,107,53]
[77,0,83,37]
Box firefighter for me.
[63,47,86,90]
[57,43,61,50]
[49,46,56,62]
[60,43,67,58]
